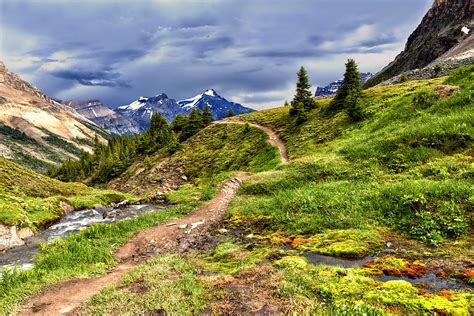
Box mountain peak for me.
[204,89,217,97]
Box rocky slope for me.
[315,73,373,97]
[0,61,107,172]
[64,99,140,135]
[366,0,474,87]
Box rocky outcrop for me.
[377,56,474,86]
[366,0,474,87]
[0,224,28,251]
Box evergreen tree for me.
[291,66,314,111]
[289,102,307,123]
[284,100,289,107]
[181,108,204,141]
[345,88,364,121]
[330,59,362,111]
[226,108,235,117]
[202,103,214,126]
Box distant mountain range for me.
[68,89,254,134]
[64,99,140,135]
[315,72,373,97]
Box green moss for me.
[365,280,473,314]
[274,256,308,269]
[297,229,384,258]
[199,241,270,275]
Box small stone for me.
[386,242,392,248]
[150,239,155,244]
[218,228,228,234]
[166,222,177,227]
[191,221,205,229]
[178,224,188,229]
[181,175,188,181]
[246,233,254,239]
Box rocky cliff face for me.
[64,99,140,135]
[366,0,473,87]
[0,61,108,172]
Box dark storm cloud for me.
[358,33,399,49]
[50,68,131,88]
[0,0,433,109]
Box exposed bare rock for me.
[0,61,108,171]
[367,0,474,87]
[64,99,140,135]
[0,224,25,251]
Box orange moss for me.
[363,256,428,278]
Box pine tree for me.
[330,59,362,111]
[284,100,289,107]
[181,108,205,140]
[226,108,235,117]
[345,88,364,121]
[289,102,307,123]
[291,66,314,111]
[202,103,214,126]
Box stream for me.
[0,204,166,275]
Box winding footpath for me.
[214,119,289,164]
[20,121,288,315]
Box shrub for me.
[400,73,408,83]
[412,91,441,109]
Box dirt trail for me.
[20,175,248,315]
[213,119,289,164]
[20,120,287,315]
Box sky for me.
[0,0,432,110]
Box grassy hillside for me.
[78,65,474,315]
[1,66,472,315]
[0,157,136,230]
[108,123,281,201]
[231,65,473,245]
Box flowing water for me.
[0,204,165,275]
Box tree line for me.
[288,59,365,123]
[49,103,232,183]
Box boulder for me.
[0,224,25,251]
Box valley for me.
[0,0,473,315]
[0,65,472,315]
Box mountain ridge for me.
[0,61,108,172]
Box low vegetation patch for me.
[0,203,197,314]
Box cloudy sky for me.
[0,0,432,109]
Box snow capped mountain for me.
[315,73,373,97]
[68,89,254,135]
[178,89,254,119]
[115,93,183,132]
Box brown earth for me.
[20,175,249,315]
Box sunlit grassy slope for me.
[109,123,281,201]
[0,157,136,229]
[230,65,473,245]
